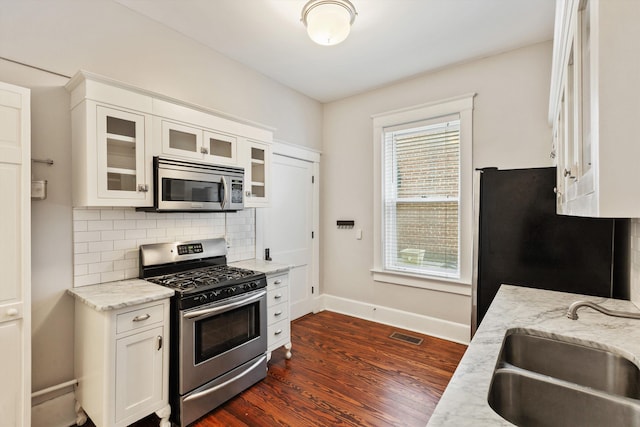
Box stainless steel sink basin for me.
[501,331,640,398]
[488,330,640,426]
[488,369,640,427]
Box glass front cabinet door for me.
[159,118,238,165]
[95,106,151,204]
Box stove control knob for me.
[251,282,258,289]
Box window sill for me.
[371,268,471,296]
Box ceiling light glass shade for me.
[301,0,357,46]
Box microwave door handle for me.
[220,176,227,210]
[183,290,266,320]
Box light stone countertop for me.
[67,279,175,311]
[427,284,640,426]
[230,259,291,275]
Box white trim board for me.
[318,294,470,345]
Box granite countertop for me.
[67,279,174,311]
[428,285,640,426]
[230,259,291,275]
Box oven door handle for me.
[183,354,267,403]
[183,290,266,320]
[219,176,227,210]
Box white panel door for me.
[0,81,30,426]
[263,154,314,319]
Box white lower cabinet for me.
[74,299,171,427]
[266,271,292,360]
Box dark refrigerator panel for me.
[472,167,621,334]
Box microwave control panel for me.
[231,180,243,203]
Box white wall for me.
[320,42,554,336]
[0,0,323,403]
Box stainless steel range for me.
[139,238,267,427]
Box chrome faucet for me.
[567,301,640,320]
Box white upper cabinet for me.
[67,71,274,208]
[67,73,153,207]
[156,117,238,166]
[240,138,272,207]
[550,0,640,217]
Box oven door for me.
[179,289,267,394]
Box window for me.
[372,94,474,293]
[383,117,461,278]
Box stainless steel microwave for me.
[146,156,244,212]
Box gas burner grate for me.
[146,265,257,292]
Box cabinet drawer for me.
[267,319,290,346]
[267,273,288,291]
[267,302,289,326]
[116,303,164,334]
[267,288,288,307]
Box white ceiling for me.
[118,1,556,103]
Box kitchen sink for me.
[488,330,640,426]
[488,369,640,427]
[500,330,640,398]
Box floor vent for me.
[389,331,423,345]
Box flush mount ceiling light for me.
[301,0,357,46]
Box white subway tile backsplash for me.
[73,209,101,220]
[113,239,137,250]
[125,229,147,240]
[100,209,125,220]
[87,220,113,231]
[72,208,256,286]
[113,220,137,230]
[88,241,114,253]
[74,231,102,243]
[89,261,113,274]
[101,230,125,241]
[75,252,101,265]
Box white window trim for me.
[371,94,475,296]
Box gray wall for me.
[320,41,554,330]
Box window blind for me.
[382,116,461,278]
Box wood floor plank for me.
[88,311,466,427]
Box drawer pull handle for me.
[274,294,282,300]
[274,329,283,335]
[133,314,151,322]
[274,310,283,316]
[274,280,282,285]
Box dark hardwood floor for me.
[88,311,467,427]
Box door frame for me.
[255,140,321,317]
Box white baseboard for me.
[318,294,470,345]
[32,391,77,427]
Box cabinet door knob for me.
[200,147,209,154]
[137,184,149,192]
[6,308,18,317]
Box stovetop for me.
[139,238,268,310]
[146,265,259,292]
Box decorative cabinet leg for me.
[285,342,292,359]
[156,404,172,427]
[74,401,87,426]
